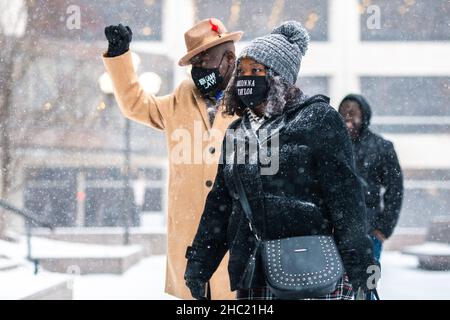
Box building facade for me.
[14,0,450,230]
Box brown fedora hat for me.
[178,18,243,66]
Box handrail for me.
[0,199,53,229]
[0,199,53,274]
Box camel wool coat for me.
[103,51,237,299]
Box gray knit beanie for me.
[238,21,310,85]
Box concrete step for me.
[384,227,427,251]
[0,267,73,300]
[402,242,450,271]
[426,218,450,244]
[32,227,166,256]
[29,237,144,275]
[0,257,21,271]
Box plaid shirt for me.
[236,275,354,300]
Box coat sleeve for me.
[312,107,376,289]
[374,141,404,238]
[102,50,173,130]
[184,141,233,283]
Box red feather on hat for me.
[209,19,220,33]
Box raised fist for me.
[104,24,133,57]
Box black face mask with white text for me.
[235,75,268,109]
[191,67,223,95]
[191,54,228,95]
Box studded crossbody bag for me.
[233,167,344,299]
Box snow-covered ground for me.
[72,251,450,300]
[73,255,175,300]
[1,236,449,299]
[0,267,71,300]
[378,252,450,300]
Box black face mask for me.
[191,54,228,95]
[235,75,268,109]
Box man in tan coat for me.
[102,19,242,299]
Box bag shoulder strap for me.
[232,165,262,241]
[232,164,263,289]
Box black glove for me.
[186,279,208,300]
[104,24,133,57]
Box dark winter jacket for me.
[185,93,376,292]
[339,94,403,239]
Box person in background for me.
[339,94,404,299]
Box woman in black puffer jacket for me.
[184,21,377,300]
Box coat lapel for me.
[192,88,212,130]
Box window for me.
[24,168,77,227]
[13,51,172,151]
[142,188,162,212]
[360,77,450,133]
[137,168,165,213]
[194,0,328,41]
[84,187,134,227]
[360,77,450,116]
[297,76,329,97]
[360,0,450,41]
[29,0,163,41]
[400,188,450,227]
